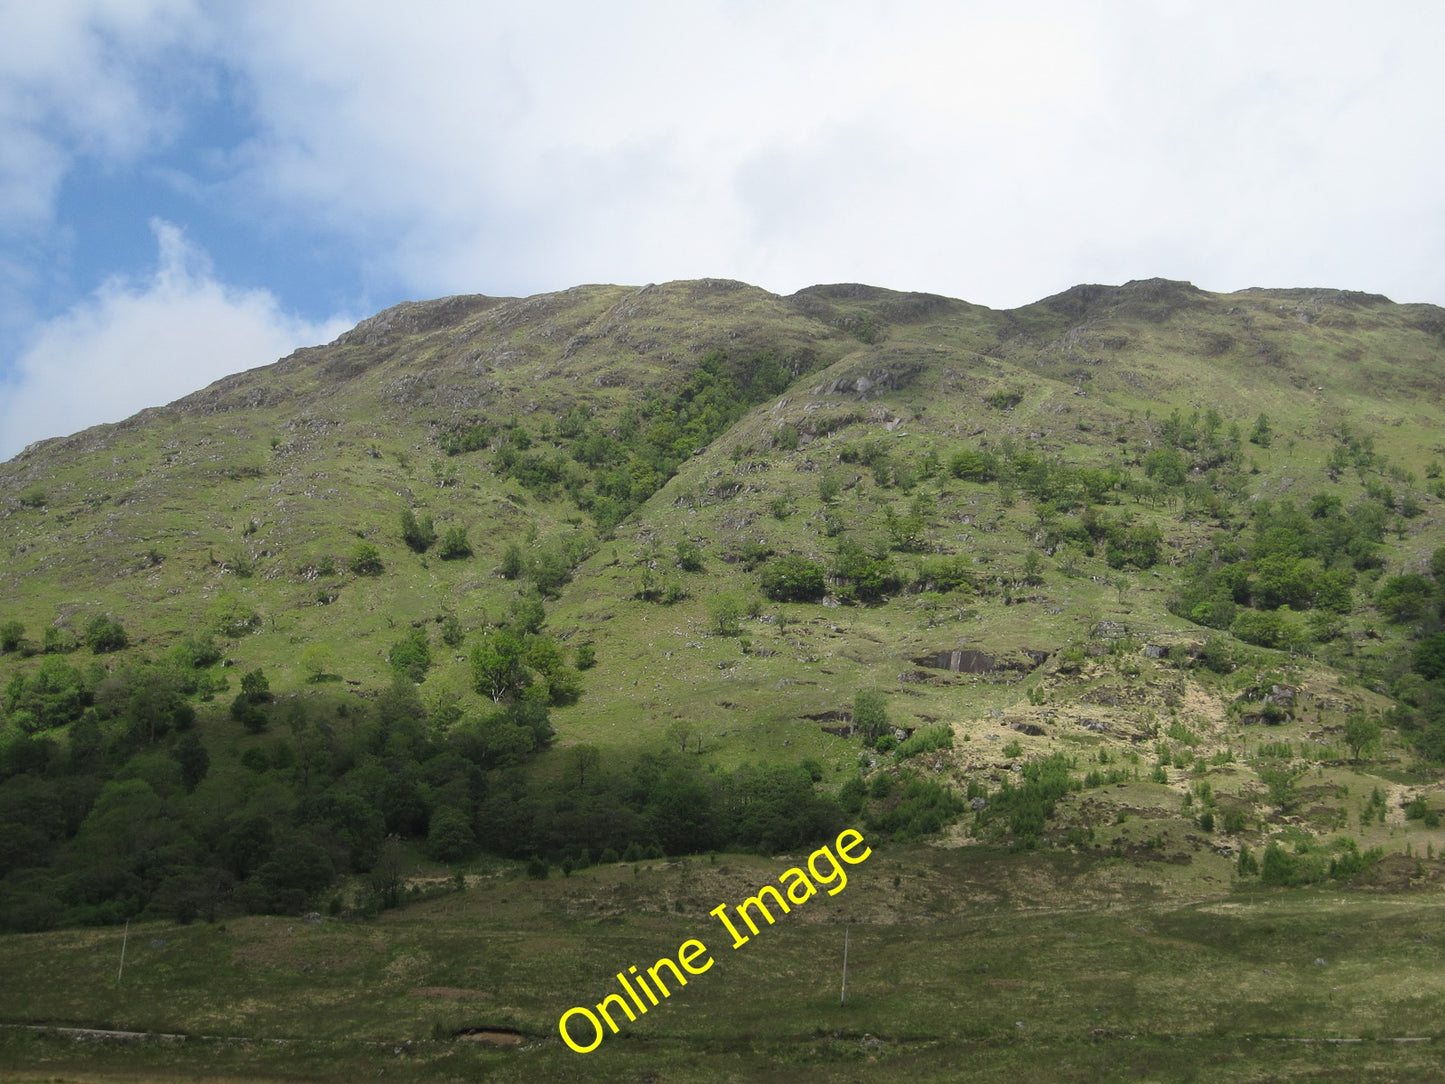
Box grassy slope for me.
[2,277,1445,1080]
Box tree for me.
[759,555,826,602]
[665,719,697,754]
[1258,762,1303,812]
[438,525,472,559]
[1343,713,1382,763]
[240,668,271,702]
[832,538,899,603]
[709,593,744,637]
[84,614,128,654]
[427,806,476,862]
[853,689,889,742]
[400,508,436,553]
[1430,545,1445,581]
[388,628,432,682]
[1249,412,1272,447]
[882,506,927,553]
[440,613,465,648]
[569,744,601,787]
[3,656,88,733]
[1022,549,1044,587]
[0,620,23,653]
[500,542,524,580]
[471,629,530,702]
[675,540,704,572]
[1415,632,1445,681]
[231,694,267,733]
[124,668,194,745]
[949,448,995,482]
[348,543,384,576]
[300,644,334,683]
[172,732,210,791]
[509,593,546,636]
[1376,574,1435,622]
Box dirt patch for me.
[455,1027,524,1046]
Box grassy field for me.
[2,842,1442,1082]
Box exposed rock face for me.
[912,648,1049,675]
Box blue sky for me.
[3,0,1444,461]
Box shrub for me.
[675,540,704,572]
[349,543,384,576]
[853,689,889,742]
[1414,632,1445,680]
[1377,574,1435,622]
[896,725,955,760]
[400,509,436,553]
[948,449,996,482]
[240,668,271,702]
[210,594,262,636]
[838,774,867,815]
[84,615,128,654]
[43,627,79,654]
[0,620,23,653]
[1231,608,1301,651]
[389,629,432,682]
[1237,845,1259,876]
[868,777,965,841]
[231,694,267,734]
[709,593,744,637]
[500,543,523,579]
[427,806,476,862]
[1196,637,1236,674]
[440,613,465,647]
[438,526,472,560]
[759,555,826,602]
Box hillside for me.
[2,274,1445,916]
[4,275,1445,1078]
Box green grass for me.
[2,844,1444,1082]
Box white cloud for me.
[0,0,208,234]
[0,220,349,461]
[208,0,1445,307]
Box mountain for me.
[1,275,1444,906]
[3,276,1445,1079]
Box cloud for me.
[0,0,209,234]
[214,2,1445,308]
[0,220,349,461]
